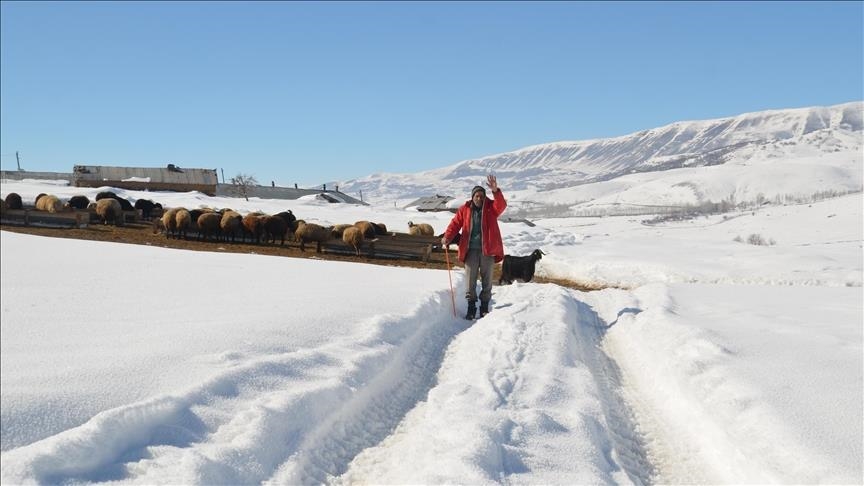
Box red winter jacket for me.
[444,189,507,263]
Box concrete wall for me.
[1,170,72,181]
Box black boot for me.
[479,300,490,317]
[465,301,477,320]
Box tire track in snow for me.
[486,287,654,484]
[568,295,655,485]
[334,284,654,485]
[0,290,466,485]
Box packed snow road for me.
[1,279,653,484]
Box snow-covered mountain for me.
[337,102,863,211]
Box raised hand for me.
[487,174,498,192]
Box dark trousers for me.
[464,248,494,303]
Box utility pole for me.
[220,168,225,184]
[16,151,22,171]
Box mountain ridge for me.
[337,101,863,209]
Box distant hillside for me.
[337,102,863,212]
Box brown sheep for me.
[157,207,177,237]
[287,219,303,241]
[408,221,434,236]
[35,195,63,213]
[342,226,364,256]
[354,220,377,239]
[331,223,353,238]
[242,213,265,244]
[372,222,388,236]
[95,198,123,226]
[197,212,223,242]
[295,221,332,252]
[220,210,243,243]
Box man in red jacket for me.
[442,174,507,319]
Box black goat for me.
[499,249,545,285]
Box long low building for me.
[73,164,219,195]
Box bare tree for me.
[230,173,258,201]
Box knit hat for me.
[471,185,486,198]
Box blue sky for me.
[1,1,862,186]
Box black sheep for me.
[134,199,157,220]
[4,192,23,210]
[274,210,296,226]
[66,195,90,210]
[499,249,545,285]
[95,191,133,211]
[115,197,134,211]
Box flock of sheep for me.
[154,207,437,255]
[2,191,438,256]
[3,191,548,283]
[2,191,161,226]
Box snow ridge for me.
[0,291,465,485]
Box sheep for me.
[65,195,90,210]
[35,194,63,213]
[342,225,364,256]
[95,198,123,226]
[371,222,388,236]
[174,208,192,240]
[242,212,265,244]
[4,193,23,210]
[330,223,353,238]
[295,221,332,252]
[34,193,47,206]
[408,221,434,236]
[274,210,296,226]
[261,215,289,245]
[220,211,243,243]
[157,207,181,238]
[188,208,206,222]
[354,220,377,238]
[287,218,304,241]
[94,191,133,211]
[133,199,157,220]
[499,249,545,285]
[197,212,223,242]
[117,197,134,211]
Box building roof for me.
[405,194,455,211]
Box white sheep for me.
[35,194,63,213]
[95,198,123,226]
[408,221,434,236]
[295,221,332,253]
[342,226,364,256]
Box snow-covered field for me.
[1,179,861,484]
